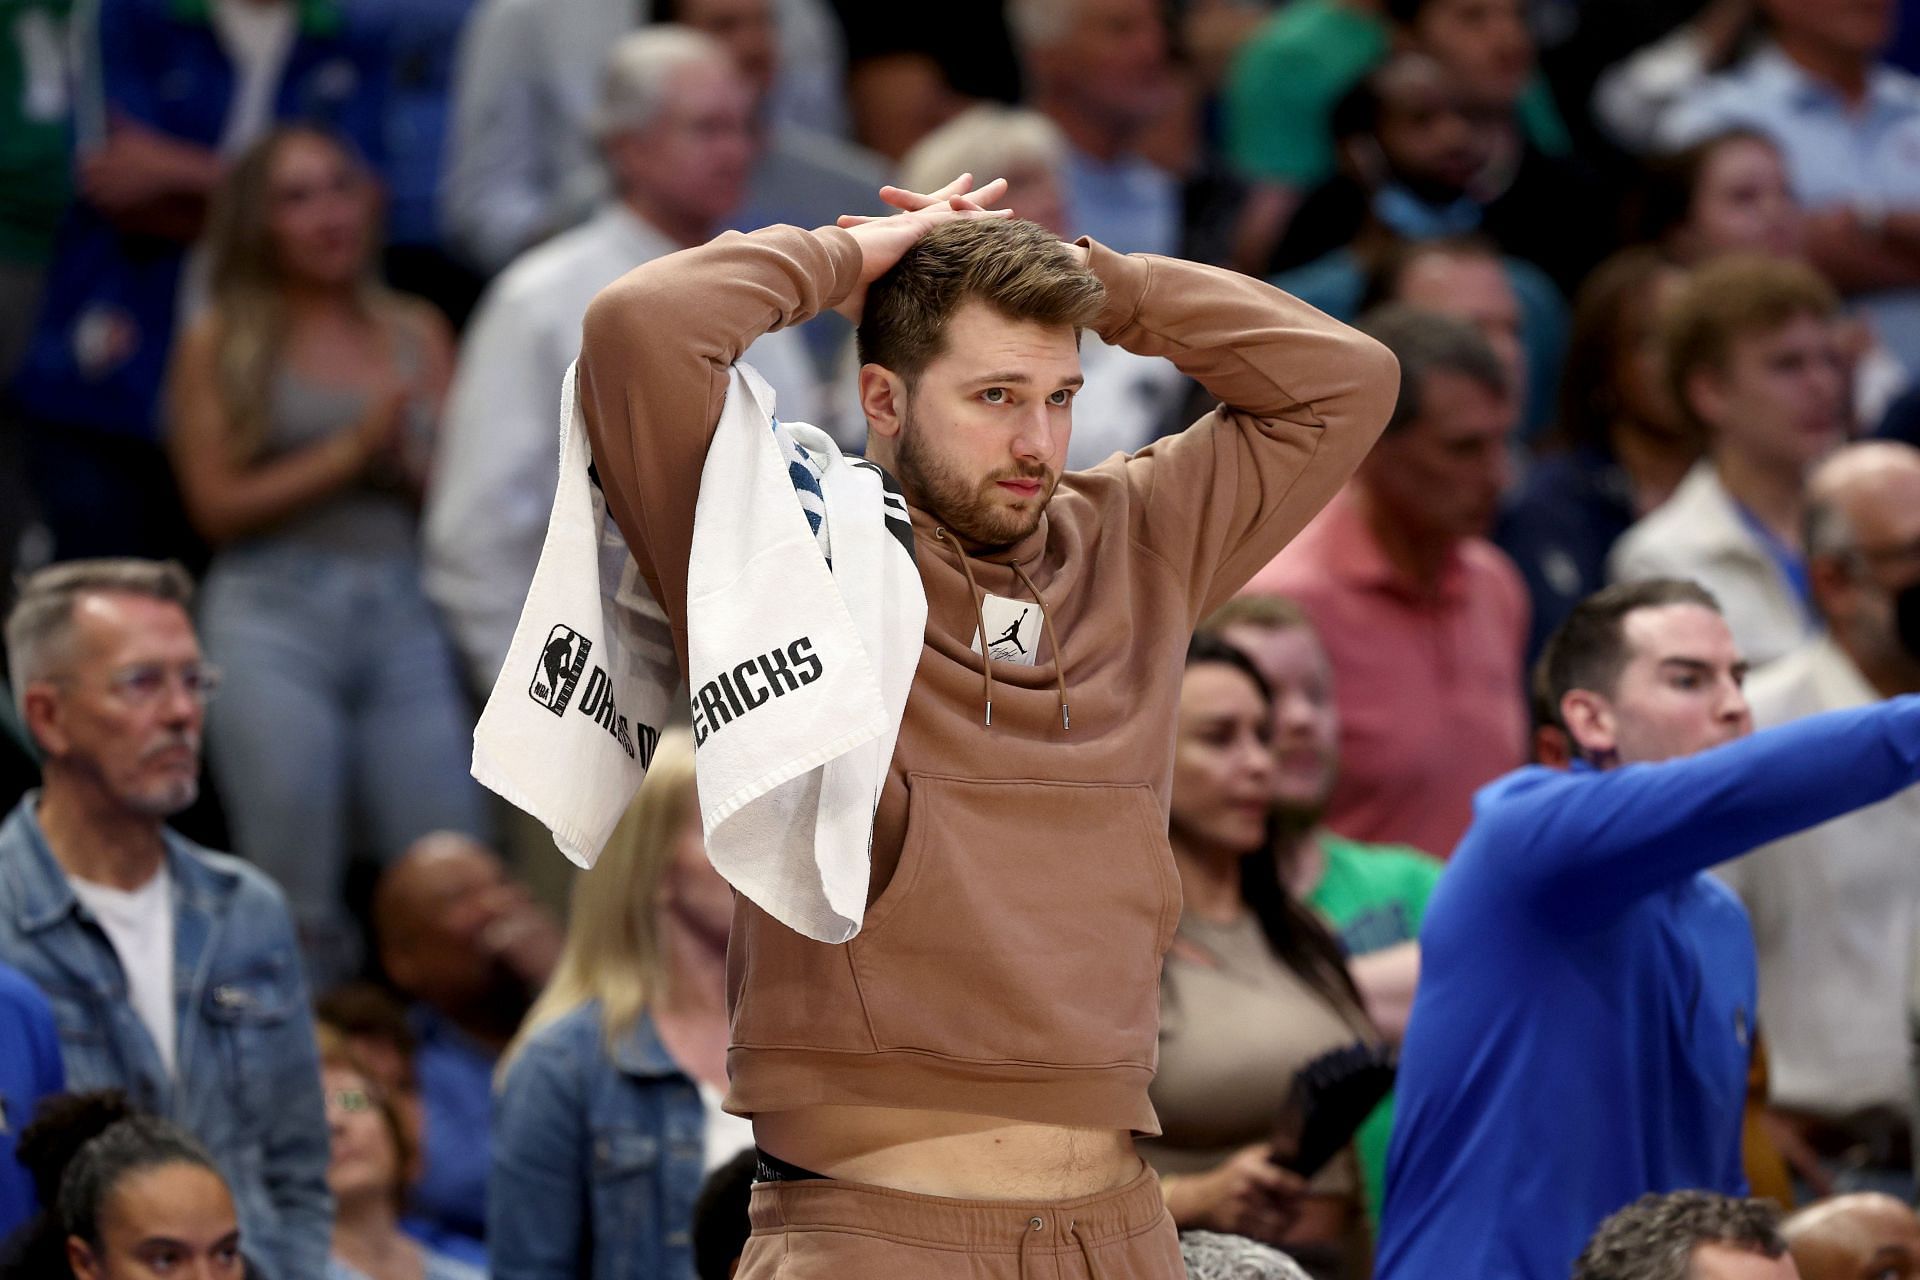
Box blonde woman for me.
[165,126,487,987]
[489,730,747,1280]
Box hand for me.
[826,174,1015,324]
[78,115,217,214]
[1162,1144,1307,1245]
[478,884,564,988]
[348,383,412,471]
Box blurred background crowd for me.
[2,0,1920,1275]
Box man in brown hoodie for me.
[577,176,1398,1278]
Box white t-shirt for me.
[697,1082,755,1174]
[210,0,297,155]
[70,866,177,1078]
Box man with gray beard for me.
[0,559,329,1280]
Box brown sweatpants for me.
[734,1164,1189,1278]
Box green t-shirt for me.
[1305,833,1445,1235]
[1224,0,1570,187]
[0,0,74,263]
[1225,0,1388,186]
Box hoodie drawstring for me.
[1010,560,1071,731]
[936,528,998,726]
[933,528,1071,731]
[1073,1219,1109,1280]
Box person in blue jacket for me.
[0,960,63,1242]
[10,0,386,562]
[1376,576,1920,1280]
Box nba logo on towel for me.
[530,624,592,716]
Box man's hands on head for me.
[824,174,1090,324]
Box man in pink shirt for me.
[1245,305,1528,857]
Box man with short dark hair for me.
[574,176,1397,1276]
[1576,1190,1797,1280]
[0,559,329,1280]
[1246,304,1528,859]
[1376,576,1920,1280]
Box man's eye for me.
[982,388,1008,404]
[1049,388,1074,406]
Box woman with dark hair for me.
[1145,636,1380,1279]
[1495,247,1697,661]
[0,1091,245,1280]
[1636,129,1803,264]
[164,124,488,986]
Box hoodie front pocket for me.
[848,773,1180,1068]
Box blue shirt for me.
[489,1001,708,1280]
[0,960,63,1242]
[0,795,331,1280]
[1376,699,1920,1280]
[1495,444,1639,663]
[410,1006,496,1249]
[1061,145,1180,258]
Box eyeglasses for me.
[55,663,224,708]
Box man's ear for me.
[22,681,67,760]
[859,365,909,443]
[1559,689,1616,763]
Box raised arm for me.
[579,191,1008,663]
[577,225,861,661]
[1096,247,1400,619]
[1493,697,1920,925]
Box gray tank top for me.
[245,325,432,558]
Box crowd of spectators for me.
[3,0,1920,1276]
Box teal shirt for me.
[1224,0,1569,186]
[1305,833,1443,1234]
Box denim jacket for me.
[489,1002,707,1280]
[0,796,331,1280]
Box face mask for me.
[1896,579,1920,660]
[1371,183,1484,241]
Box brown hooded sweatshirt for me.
[577,224,1398,1135]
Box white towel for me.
[473,360,924,942]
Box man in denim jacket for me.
[0,559,329,1280]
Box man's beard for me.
[896,404,1057,551]
[123,732,202,818]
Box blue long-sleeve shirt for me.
[0,960,64,1241]
[1376,697,1920,1280]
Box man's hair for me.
[1180,1230,1313,1280]
[1200,594,1315,638]
[1356,232,1504,317]
[898,106,1067,200]
[1663,252,1839,439]
[6,559,194,718]
[592,25,732,141]
[855,218,1106,385]
[1357,303,1508,434]
[1575,1190,1788,1280]
[1004,0,1078,51]
[1538,578,1722,726]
